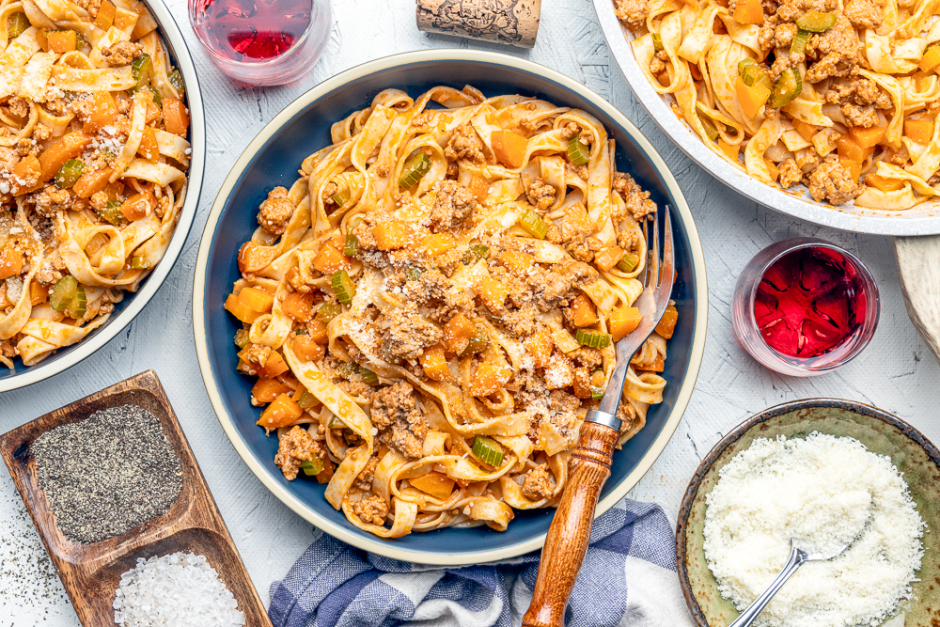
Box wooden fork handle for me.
[522,421,620,627]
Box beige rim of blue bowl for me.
[0,0,205,393]
[192,49,709,565]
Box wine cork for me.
[416,0,542,49]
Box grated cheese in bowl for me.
[703,432,925,627]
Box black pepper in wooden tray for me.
[0,370,272,627]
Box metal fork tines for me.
[585,204,675,432]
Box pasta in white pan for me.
[0,0,191,368]
[224,85,679,539]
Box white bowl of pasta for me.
[594,0,940,236]
[193,50,707,564]
[0,0,204,392]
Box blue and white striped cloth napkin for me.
[268,499,696,627]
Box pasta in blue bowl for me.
[194,50,707,565]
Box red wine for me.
[754,247,866,358]
[192,0,311,62]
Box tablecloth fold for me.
[269,499,696,627]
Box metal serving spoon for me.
[728,515,872,627]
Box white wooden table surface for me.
[3,0,939,623]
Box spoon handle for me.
[728,547,806,627]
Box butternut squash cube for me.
[257,394,302,430]
[372,221,411,250]
[422,233,456,256]
[443,313,475,355]
[490,130,528,169]
[567,293,598,328]
[312,243,349,274]
[281,292,316,321]
[610,306,642,342]
[420,344,451,382]
[409,471,456,500]
[477,276,509,313]
[470,359,512,397]
[238,286,274,313]
[523,327,554,369]
[593,245,625,272]
[497,250,534,274]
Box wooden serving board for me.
[894,236,940,367]
[0,370,272,627]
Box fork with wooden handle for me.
[522,206,676,627]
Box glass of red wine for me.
[731,238,880,376]
[189,0,332,85]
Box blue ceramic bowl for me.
[193,50,708,565]
[0,0,206,393]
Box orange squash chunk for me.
[422,233,456,256]
[257,394,302,430]
[733,0,764,24]
[121,192,154,221]
[137,126,160,161]
[251,378,292,404]
[467,174,489,203]
[523,327,554,369]
[163,98,189,137]
[849,126,886,149]
[238,241,279,273]
[490,130,528,169]
[443,313,475,355]
[238,287,274,313]
[0,247,24,281]
[312,243,349,274]
[718,138,740,161]
[224,293,261,324]
[281,292,316,321]
[83,92,117,134]
[73,168,113,199]
[372,221,411,251]
[306,318,329,344]
[836,135,868,163]
[47,30,79,53]
[610,306,642,342]
[735,77,770,119]
[292,334,325,363]
[904,118,934,144]
[791,120,819,142]
[30,282,49,305]
[568,293,598,328]
[865,173,905,192]
[420,344,451,382]
[11,154,42,194]
[470,359,512,397]
[593,245,625,272]
[409,471,456,500]
[477,276,509,313]
[655,303,678,339]
[39,132,93,182]
[497,250,534,274]
[96,0,116,29]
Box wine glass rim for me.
[744,238,881,371]
[187,0,321,70]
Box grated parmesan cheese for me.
[703,433,925,627]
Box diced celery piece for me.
[405,267,423,281]
[699,115,719,141]
[300,456,324,476]
[768,66,802,108]
[343,234,357,257]
[168,69,185,95]
[359,366,378,385]
[590,386,605,401]
[298,390,317,409]
[49,275,78,312]
[567,136,590,166]
[234,328,250,348]
[317,301,342,323]
[616,252,639,273]
[795,10,835,32]
[472,436,504,467]
[790,30,810,56]
[7,12,28,39]
[54,159,83,189]
[97,200,123,226]
[575,328,612,348]
[330,270,356,305]
[399,152,430,189]
[517,208,548,239]
[652,33,664,52]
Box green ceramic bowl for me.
[676,399,940,627]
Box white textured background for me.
[2,0,939,624]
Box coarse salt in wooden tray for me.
[0,370,272,627]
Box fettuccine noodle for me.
[224,86,679,538]
[0,0,190,369]
[614,0,940,210]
